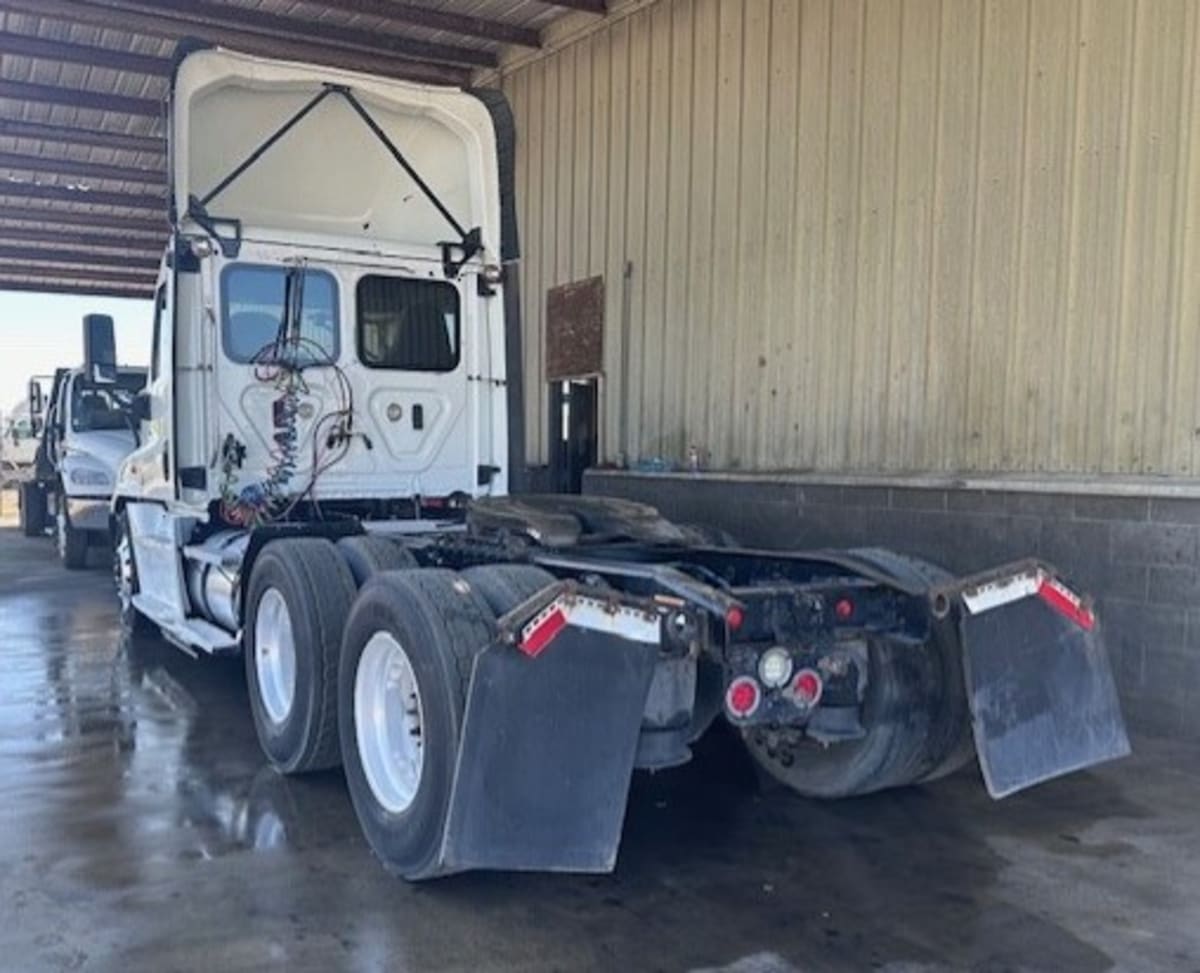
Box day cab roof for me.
[170,47,503,262]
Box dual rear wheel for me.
[244,535,553,879]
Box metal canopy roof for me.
[0,0,601,299]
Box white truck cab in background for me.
[2,403,39,470]
[21,334,147,566]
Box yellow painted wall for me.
[498,0,1200,475]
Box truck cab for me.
[2,405,39,470]
[22,358,147,565]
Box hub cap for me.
[355,632,425,814]
[254,588,297,725]
[56,510,67,559]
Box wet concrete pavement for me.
[1,525,1198,973]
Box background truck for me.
[20,345,147,566]
[111,45,1129,880]
[2,402,39,471]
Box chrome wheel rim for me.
[56,510,67,559]
[254,588,297,725]
[355,632,424,814]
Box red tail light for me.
[790,668,823,708]
[725,676,761,719]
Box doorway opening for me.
[549,378,598,494]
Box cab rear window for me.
[221,264,339,364]
[356,276,460,372]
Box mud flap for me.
[950,563,1130,798]
[439,623,658,873]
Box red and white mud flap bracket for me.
[437,584,664,874]
[931,560,1131,799]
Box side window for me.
[150,284,167,382]
[221,264,339,364]
[356,276,460,372]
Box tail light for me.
[725,676,761,719]
[789,668,823,709]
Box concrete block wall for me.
[584,470,1200,740]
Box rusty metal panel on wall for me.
[498,0,1200,478]
[545,275,604,380]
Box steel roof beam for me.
[0,277,155,299]
[0,224,162,253]
[0,204,164,235]
[0,1,471,87]
[0,244,160,270]
[0,30,173,75]
[298,0,540,49]
[0,182,165,211]
[547,0,606,12]
[0,78,162,117]
[0,119,164,155]
[81,0,496,67]
[0,150,165,186]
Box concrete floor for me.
[0,525,1197,973]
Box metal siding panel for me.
[707,0,745,468]
[968,0,1029,472]
[760,0,802,467]
[503,0,1200,478]
[733,0,771,468]
[683,0,721,461]
[640,0,674,460]
[853,0,903,469]
[792,0,833,467]
[661,0,696,462]
[1014,0,1077,474]
[821,0,867,470]
[1062,0,1135,473]
[926,0,983,472]
[624,11,652,463]
[889,0,939,471]
[604,19,631,463]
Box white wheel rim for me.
[254,588,297,725]
[355,631,425,814]
[56,510,66,558]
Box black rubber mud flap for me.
[949,562,1131,798]
[439,627,658,873]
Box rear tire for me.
[339,569,497,880]
[336,535,418,586]
[57,502,89,569]
[460,563,556,615]
[245,538,357,774]
[113,508,154,637]
[742,548,972,798]
[18,481,46,537]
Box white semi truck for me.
[20,356,147,566]
[111,46,1129,880]
[2,402,39,470]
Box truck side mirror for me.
[83,313,118,384]
[130,393,151,424]
[27,378,44,418]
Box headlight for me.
[69,467,111,487]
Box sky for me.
[0,290,153,420]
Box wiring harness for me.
[218,267,363,527]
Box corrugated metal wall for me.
[500,0,1200,476]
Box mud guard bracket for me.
[439,624,658,873]
[943,562,1131,798]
